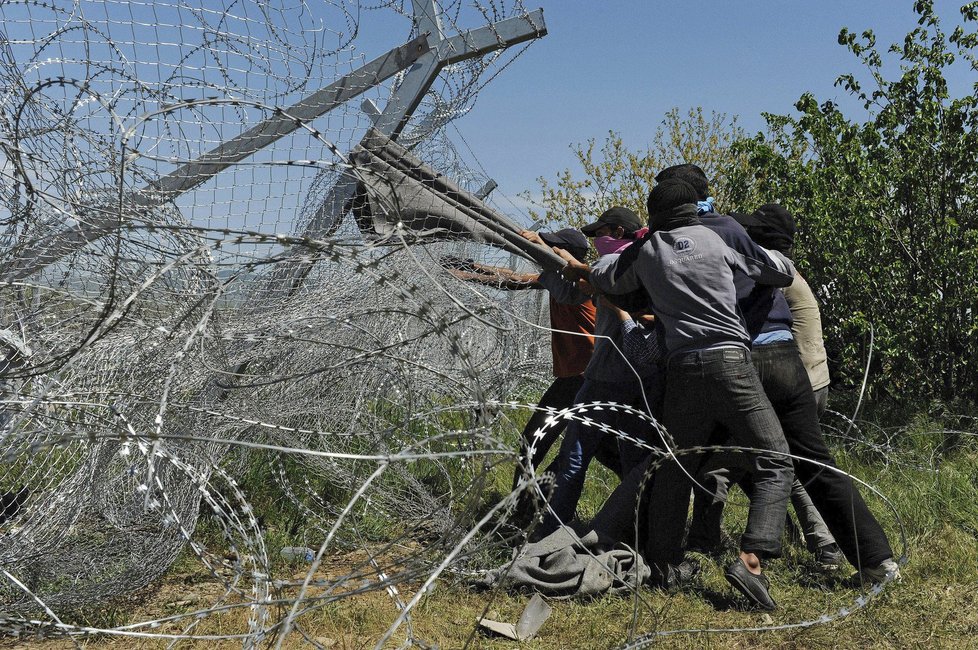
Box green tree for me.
[522,107,757,231]
[739,0,978,408]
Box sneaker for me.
[724,559,777,611]
[814,542,844,572]
[853,558,901,585]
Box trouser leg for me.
[640,358,715,567]
[709,353,793,559]
[616,371,663,477]
[513,374,584,490]
[542,379,626,531]
[789,479,836,552]
[753,343,893,568]
[686,456,740,554]
[812,385,828,419]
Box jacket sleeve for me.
[729,245,795,288]
[621,319,664,365]
[537,269,589,304]
[589,253,643,295]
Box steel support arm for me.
[2,35,431,282]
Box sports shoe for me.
[724,559,777,611]
[814,542,844,572]
[853,558,901,585]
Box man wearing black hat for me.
[724,204,899,585]
[446,228,624,507]
[580,206,645,238]
[561,179,797,610]
[536,206,663,539]
[656,164,900,586]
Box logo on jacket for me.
[673,237,696,254]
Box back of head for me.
[539,227,589,263]
[646,178,699,227]
[732,203,796,255]
[655,163,709,200]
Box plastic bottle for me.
[280,546,315,562]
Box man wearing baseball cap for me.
[581,206,644,237]
[444,228,622,521]
[537,206,663,539]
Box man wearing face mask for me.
[563,180,797,609]
[536,207,664,539]
[582,206,650,254]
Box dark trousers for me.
[750,342,893,569]
[642,347,794,566]
[537,373,664,536]
[513,374,585,490]
[513,375,622,494]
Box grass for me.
[4,407,977,649]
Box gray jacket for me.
[590,223,794,359]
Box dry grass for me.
[3,445,976,649]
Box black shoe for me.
[650,559,701,593]
[814,542,844,572]
[724,559,777,610]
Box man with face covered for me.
[560,179,796,610]
[535,206,664,540]
[655,166,900,586]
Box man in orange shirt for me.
[445,229,620,501]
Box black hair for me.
[646,178,699,218]
[655,164,709,200]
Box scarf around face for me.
[593,227,650,256]
[649,203,701,232]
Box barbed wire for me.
[0,1,960,648]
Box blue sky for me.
[445,1,975,218]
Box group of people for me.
[453,164,899,611]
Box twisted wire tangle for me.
[0,1,933,647]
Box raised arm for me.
[443,257,541,291]
[587,252,643,296]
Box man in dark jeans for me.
[561,179,797,610]
[733,204,899,583]
[657,166,900,585]
[537,207,662,538]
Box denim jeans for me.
[749,341,893,568]
[687,461,836,554]
[540,373,663,535]
[641,347,793,566]
[688,379,835,553]
[513,374,585,491]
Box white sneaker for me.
[856,558,901,584]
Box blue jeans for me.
[513,374,585,491]
[642,347,793,567]
[540,374,662,534]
